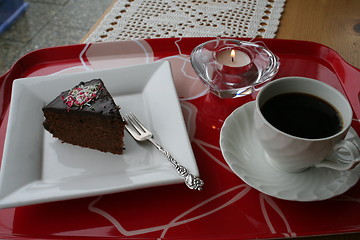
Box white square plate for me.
[0,61,199,209]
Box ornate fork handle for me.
[148,138,204,191]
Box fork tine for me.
[125,113,148,135]
[125,124,139,138]
[124,115,140,135]
[129,113,148,133]
[125,114,141,134]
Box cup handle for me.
[315,140,360,171]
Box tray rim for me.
[0,37,360,240]
[2,38,360,80]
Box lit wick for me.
[216,49,251,67]
[231,49,235,63]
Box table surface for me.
[82,1,360,239]
[277,0,360,70]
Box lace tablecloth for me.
[83,0,286,43]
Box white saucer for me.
[220,101,360,202]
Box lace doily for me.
[83,0,286,43]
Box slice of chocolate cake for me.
[42,79,125,154]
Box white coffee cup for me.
[254,76,360,173]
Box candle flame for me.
[230,49,235,62]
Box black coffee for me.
[260,93,343,139]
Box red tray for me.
[1,38,360,239]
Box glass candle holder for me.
[190,39,280,98]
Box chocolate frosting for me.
[42,79,122,119]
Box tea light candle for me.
[216,49,251,67]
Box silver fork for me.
[124,113,204,191]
